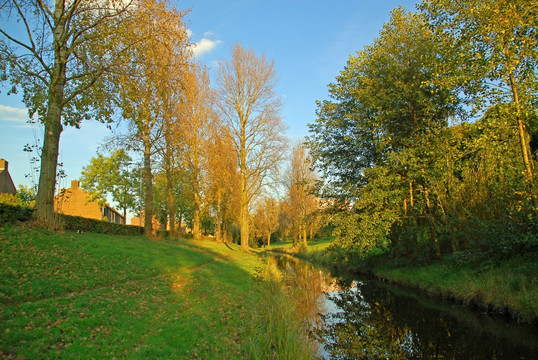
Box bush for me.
[0,203,34,224]
[59,214,143,236]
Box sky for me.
[0,0,420,192]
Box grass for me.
[0,224,316,359]
[270,235,537,323]
[270,236,335,265]
[373,252,538,323]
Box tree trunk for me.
[143,144,153,237]
[266,231,271,248]
[35,68,67,223]
[509,72,533,182]
[193,208,201,239]
[167,184,175,237]
[35,101,63,224]
[240,192,249,250]
[215,192,223,242]
[35,4,68,224]
[240,146,249,251]
[409,180,414,208]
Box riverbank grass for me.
[272,235,537,323]
[0,225,315,359]
[270,236,335,263]
[373,252,538,323]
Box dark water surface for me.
[272,254,538,360]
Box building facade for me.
[54,180,125,224]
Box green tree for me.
[308,8,460,256]
[80,149,136,220]
[421,0,538,181]
[0,0,138,223]
[112,0,190,236]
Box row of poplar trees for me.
[307,0,537,260]
[1,0,290,250]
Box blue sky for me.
[0,0,419,190]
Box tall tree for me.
[113,0,189,236]
[307,8,460,256]
[175,64,214,239]
[216,44,287,251]
[421,0,538,181]
[206,125,241,243]
[0,0,138,223]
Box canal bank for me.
[270,251,538,359]
[269,238,538,324]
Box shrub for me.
[59,214,143,236]
[0,203,34,224]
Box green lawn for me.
[0,225,314,359]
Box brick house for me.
[54,180,125,224]
[0,159,16,194]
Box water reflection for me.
[273,254,538,360]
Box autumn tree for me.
[216,44,287,251]
[113,0,190,236]
[174,64,214,239]
[80,148,136,220]
[285,141,319,248]
[206,127,241,243]
[252,197,279,248]
[0,0,140,223]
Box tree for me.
[421,0,538,181]
[175,64,214,239]
[285,141,320,248]
[252,197,279,248]
[80,149,136,220]
[307,8,461,257]
[216,44,287,251]
[0,0,138,223]
[206,125,241,243]
[112,0,190,236]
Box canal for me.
[272,253,538,359]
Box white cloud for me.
[192,37,222,58]
[0,104,30,123]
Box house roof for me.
[0,159,17,194]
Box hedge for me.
[0,203,143,236]
[58,214,143,236]
[0,203,34,224]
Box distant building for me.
[54,180,125,224]
[0,159,17,194]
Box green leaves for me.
[80,149,136,216]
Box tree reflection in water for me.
[272,254,538,360]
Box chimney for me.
[0,159,6,171]
[71,180,80,188]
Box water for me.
[272,253,538,360]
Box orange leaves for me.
[170,274,190,294]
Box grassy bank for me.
[0,225,315,359]
[372,251,538,323]
[270,237,334,265]
[274,238,538,323]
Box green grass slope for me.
[0,225,314,359]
